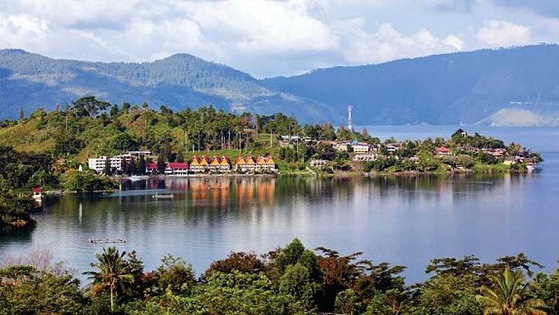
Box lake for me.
[1,126,558,284]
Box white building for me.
[88,156,123,173]
[88,151,152,173]
[352,144,370,153]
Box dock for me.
[152,193,174,199]
[89,238,127,244]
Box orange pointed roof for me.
[235,156,246,165]
[211,156,221,165]
[256,155,266,165]
[190,155,201,166]
[220,156,231,166]
[200,155,210,166]
[265,156,275,165]
[245,156,255,165]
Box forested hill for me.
[264,44,559,126]
[0,49,342,123]
[2,45,559,125]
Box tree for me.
[71,96,111,118]
[155,254,196,295]
[104,157,111,175]
[138,155,146,175]
[476,267,546,315]
[85,247,134,312]
[157,155,166,174]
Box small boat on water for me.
[129,175,149,181]
[152,193,174,199]
[89,238,127,244]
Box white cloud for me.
[185,0,339,53]
[341,23,464,64]
[475,20,531,46]
[0,0,556,77]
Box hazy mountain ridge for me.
[265,45,559,126]
[2,45,559,125]
[0,49,342,123]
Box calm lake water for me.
[1,126,559,284]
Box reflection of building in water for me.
[188,178,275,208]
[236,178,275,208]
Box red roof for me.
[435,147,451,153]
[146,162,158,170]
[32,187,42,193]
[168,162,189,169]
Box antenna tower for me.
[347,105,353,131]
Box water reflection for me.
[0,169,553,283]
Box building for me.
[167,162,189,175]
[88,156,122,173]
[353,153,377,162]
[310,159,329,168]
[88,151,153,174]
[352,144,370,153]
[435,147,452,156]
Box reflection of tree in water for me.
[0,220,36,243]
[362,173,529,206]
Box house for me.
[310,159,329,168]
[167,162,189,175]
[264,156,277,171]
[256,155,266,171]
[190,155,209,173]
[245,156,256,171]
[385,145,397,153]
[435,147,452,156]
[335,143,349,152]
[235,156,247,172]
[32,187,43,206]
[353,153,377,162]
[146,162,158,173]
[209,156,222,172]
[352,144,370,153]
[220,156,232,172]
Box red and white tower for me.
[347,105,353,132]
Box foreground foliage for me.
[0,239,555,314]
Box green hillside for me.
[0,49,342,123]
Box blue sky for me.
[0,0,557,78]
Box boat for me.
[129,175,149,181]
[152,193,174,199]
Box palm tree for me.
[85,247,134,312]
[476,267,546,315]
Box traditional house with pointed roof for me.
[190,155,210,173]
[235,156,248,172]
[245,156,256,171]
[264,155,277,171]
[209,156,222,172]
[256,155,267,171]
[220,156,232,172]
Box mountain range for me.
[1,45,559,126]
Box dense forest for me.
[0,48,340,123]
[0,238,556,314]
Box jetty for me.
[152,193,174,199]
[89,238,127,244]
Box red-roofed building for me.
[146,162,158,174]
[435,147,452,156]
[166,162,189,175]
